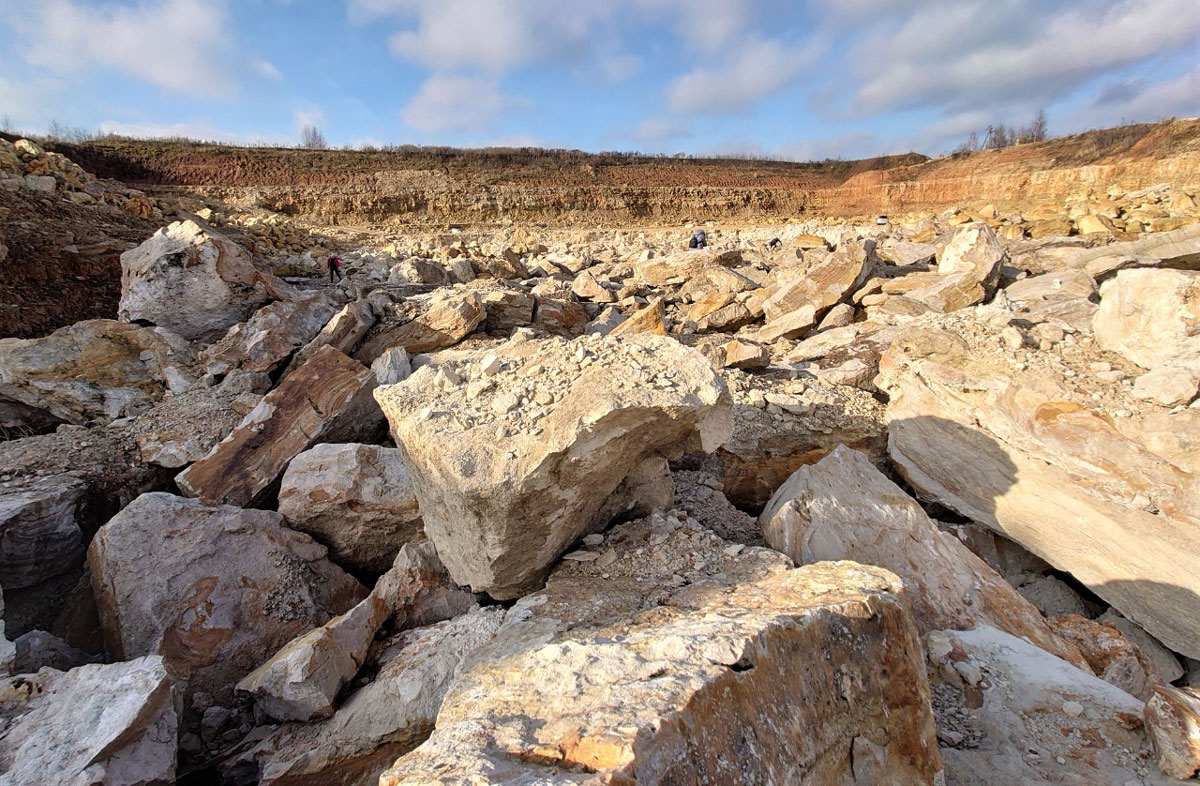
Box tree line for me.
[955,110,1049,153]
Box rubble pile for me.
[0,137,1198,785]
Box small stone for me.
[1062,701,1084,717]
[562,550,599,562]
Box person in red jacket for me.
[327,255,343,283]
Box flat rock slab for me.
[879,321,1200,659]
[760,446,1087,668]
[200,291,339,376]
[380,553,943,785]
[374,333,732,599]
[88,492,366,713]
[177,346,380,508]
[0,655,178,786]
[118,219,296,342]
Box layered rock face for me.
[878,317,1200,659]
[382,523,943,786]
[374,333,732,598]
[118,220,296,342]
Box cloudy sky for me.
[0,0,1197,159]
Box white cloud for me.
[668,38,818,114]
[850,0,1200,113]
[293,104,326,132]
[627,117,693,143]
[253,59,283,81]
[400,74,526,133]
[13,0,241,98]
[96,119,288,144]
[594,53,643,84]
[1074,64,1200,129]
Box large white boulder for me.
[374,333,732,598]
[118,220,297,342]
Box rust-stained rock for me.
[1049,613,1162,701]
[118,220,297,342]
[88,492,366,713]
[177,346,380,508]
[379,552,943,786]
[1144,685,1200,779]
[532,297,590,336]
[760,446,1087,668]
[375,541,479,631]
[761,240,876,338]
[0,319,195,429]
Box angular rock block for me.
[0,655,178,786]
[760,446,1087,668]
[88,492,366,708]
[375,541,479,631]
[1093,268,1200,372]
[356,290,485,363]
[374,333,732,598]
[380,559,943,786]
[118,219,297,342]
[177,346,380,508]
[284,299,376,377]
[200,291,339,376]
[278,443,423,574]
[1143,685,1200,780]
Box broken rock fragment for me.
[1143,685,1200,779]
[278,443,423,574]
[199,290,339,376]
[0,475,87,590]
[0,655,178,786]
[374,333,731,598]
[177,346,380,508]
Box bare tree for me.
[300,124,327,149]
[0,114,12,133]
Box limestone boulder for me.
[88,493,366,713]
[878,321,1200,658]
[375,542,479,631]
[0,475,87,590]
[761,240,876,338]
[1143,685,1200,779]
[356,291,485,363]
[1064,223,1200,279]
[118,220,297,342]
[237,593,389,722]
[224,607,503,786]
[1093,268,1200,372]
[0,655,178,786]
[760,446,1086,668]
[199,291,339,376]
[532,297,590,336]
[633,248,742,286]
[936,222,1005,288]
[278,443,423,574]
[380,538,943,786]
[0,320,195,429]
[903,272,985,313]
[928,626,1169,786]
[481,290,535,333]
[177,346,381,508]
[374,333,731,598]
[371,346,412,385]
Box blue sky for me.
[1,0,1197,159]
